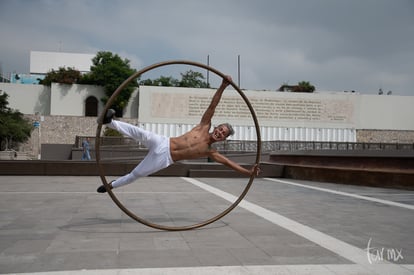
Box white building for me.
[1,82,414,144]
[10,51,95,84]
[30,51,95,74]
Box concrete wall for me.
[20,114,138,159]
[0,82,139,118]
[50,83,105,116]
[0,83,50,115]
[50,83,104,116]
[139,86,358,129]
[30,51,95,74]
[357,129,414,143]
[357,94,414,130]
[41,144,73,160]
[137,86,414,142]
[139,86,414,131]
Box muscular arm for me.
[199,76,232,126]
[209,150,258,177]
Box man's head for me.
[211,123,235,142]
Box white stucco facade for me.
[139,86,359,128]
[357,94,414,130]
[50,83,104,116]
[0,83,138,118]
[137,86,414,141]
[0,83,50,115]
[30,51,95,74]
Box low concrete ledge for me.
[283,164,414,190]
[0,160,136,176]
[0,160,282,178]
[188,163,282,178]
[270,150,414,171]
[268,151,414,189]
[1,158,412,190]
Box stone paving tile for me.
[0,176,412,274]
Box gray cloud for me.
[1,0,413,95]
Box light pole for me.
[206,55,210,86]
[237,55,241,88]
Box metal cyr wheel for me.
[95,60,261,231]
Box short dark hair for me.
[219,123,235,137]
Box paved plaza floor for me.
[0,175,413,274]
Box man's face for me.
[211,125,230,142]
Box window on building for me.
[85,96,98,116]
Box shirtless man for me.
[97,76,260,193]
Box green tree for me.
[278,81,315,93]
[139,70,209,88]
[139,76,180,87]
[81,51,138,117]
[39,67,82,86]
[179,70,210,88]
[156,76,180,87]
[297,81,315,93]
[139,78,155,86]
[0,91,33,150]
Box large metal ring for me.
[95,60,261,231]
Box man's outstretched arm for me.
[209,150,260,177]
[199,76,232,125]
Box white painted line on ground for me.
[181,177,412,274]
[264,178,414,210]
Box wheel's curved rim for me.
[95,60,261,231]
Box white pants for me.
[108,120,174,189]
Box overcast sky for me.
[1,0,413,95]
